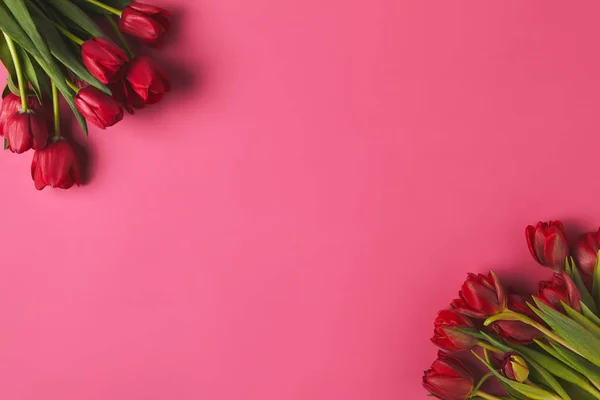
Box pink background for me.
[2,0,600,398]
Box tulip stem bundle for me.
[0,0,173,190]
[424,221,600,400]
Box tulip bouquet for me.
[0,0,171,190]
[424,222,600,400]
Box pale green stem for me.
[474,391,503,400]
[85,0,122,16]
[3,33,28,111]
[476,341,504,354]
[52,82,60,137]
[54,23,84,45]
[65,79,80,93]
[105,15,133,57]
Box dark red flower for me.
[125,56,170,105]
[431,309,477,352]
[500,352,529,383]
[491,293,541,344]
[574,229,600,276]
[119,3,170,45]
[82,37,129,84]
[0,94,44,135]
[4,110,48,153]
[75,87,124,129]
[526,221,569,271]
[452,271,507,319]
[109,80,144,114]
[537,272,582,312]
[31,138,81,190]
[423,351,474,400]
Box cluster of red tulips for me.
[424,222,600,400]
[0,0,171,190]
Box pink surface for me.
[2,0,600,398]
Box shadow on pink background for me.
[2,0,600,398]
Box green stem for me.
[85,0,122,16]
[474,391,503,400]
[105,15,133,57]
[3,33,28,111]
[54,23,84,45]
[52,82,60,137]
[476,341,504,354]
[65,79,80,93]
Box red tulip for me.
[75,87,124,129]
[0,94,44,135]
[431,309,477,352]
[491,293,541,344]
[119,3,170,45]
[452,271,506,319]
[82,37,129,84]
[574,229,600,276]
[31,139,81,190]
[4,110,48,153]
[526,221,569,271]
[500,352,529,383]
[126,56,170,105]
[537,272,582,312]
[109,80,144,114]
[423,351,474,400]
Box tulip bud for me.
[423,351,474,400]
[31,138,81,190]
[452,271,507,319]
[501,352,529,383]
[492,293,541,344]
[82,37,129,84]
[431,309,477,352]
[119,3,170,45]
[574,229,600,276]
[526,221,569,271]
[537,272,582,312]
[75,87,124,129]
[4,110,49,153]
[126,56,170,106]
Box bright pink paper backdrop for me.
[2,0,600,398]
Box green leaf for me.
[513,344,588,391]
[569,261,599,315]
[44,0,106,38]
[549,341,600,389]
[561,381,599,400]
[3,0,52,60]
[525,357,571,400]
[472,351,563,400]
[0,3,41,58]
[532,299,600,367]
[563,302,600,337]
[3,138,8,150]
[582,302,600,327]
[28,3,110,95]
[18,48,49,103]
[454,327,487,340]
[594,250,600,310]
